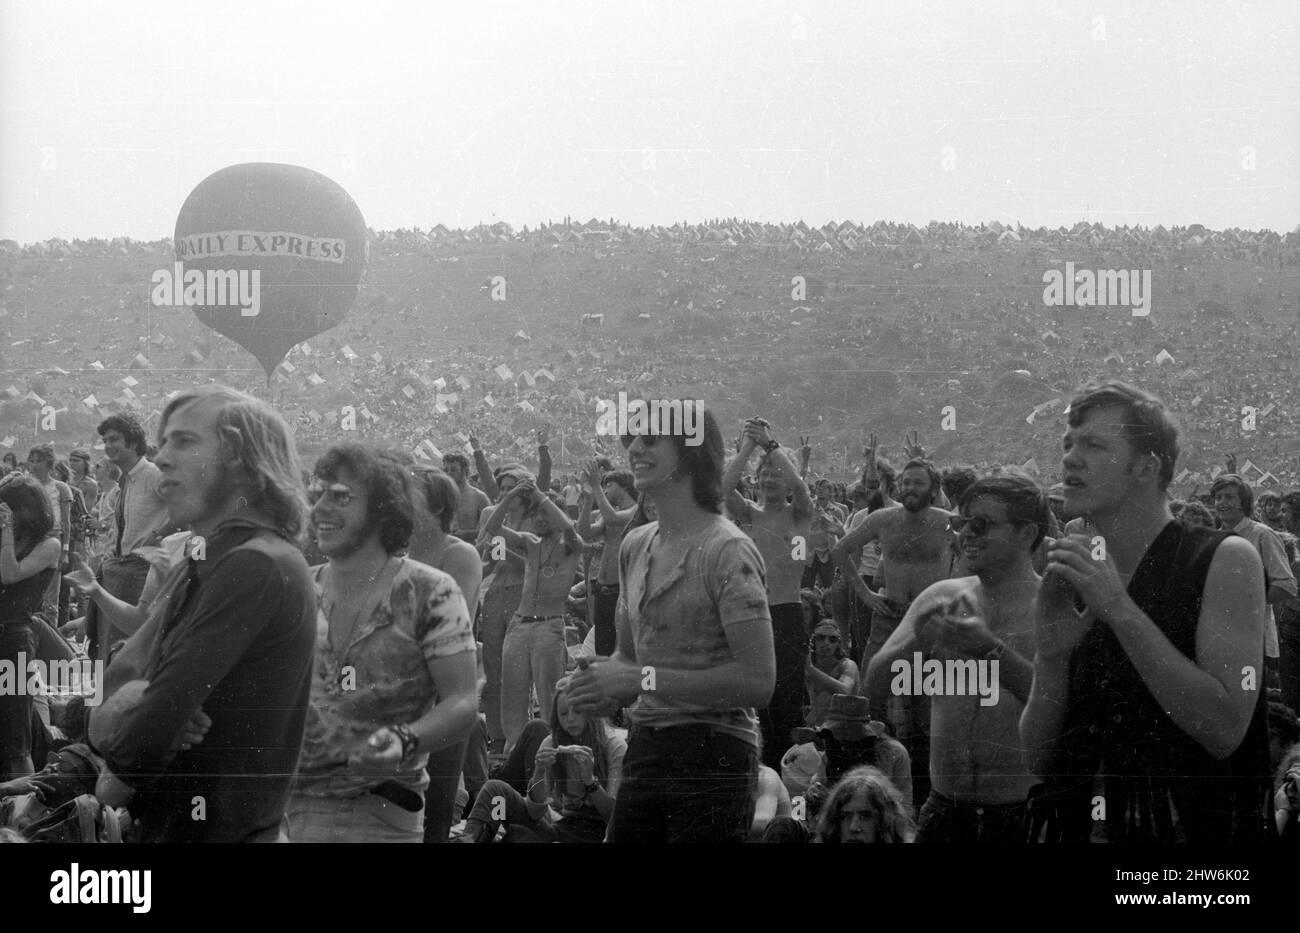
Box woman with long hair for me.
[814,765,915,843]
[0,474,61,779]
[458,676,625,843]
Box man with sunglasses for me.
[863,473,1044,841]
[290,444,477,843]
[806,620,858,728]
[722,417,814,769]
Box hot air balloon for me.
[171,163,367,381]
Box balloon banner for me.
[173,163,367,380]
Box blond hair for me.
[159,385,307,537]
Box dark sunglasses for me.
[307,481,356,507]
[813,633,841,643]
[620,433,663,449]
[948,515,1019,536]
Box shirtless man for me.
[804,477,847,591]
[723,417,813,769]
[832,448,953,806]
[832,450,953,672]
[864,473,1043,841]
[442,452,490,544]
[481,478,583,749]
[576,461,637,657]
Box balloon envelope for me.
[174,163,367,379]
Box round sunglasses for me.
[307,481,356,508]
[947,515,1022,536]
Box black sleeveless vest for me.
[1059,521,1272,842]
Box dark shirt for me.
[1059,521,1272,843]
[90,516,316,842]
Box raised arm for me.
[722,428,757,522]
[469,435,499,502]
[747,419,812,519]
[536,430,552,493]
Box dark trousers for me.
[607,724,758,843]
[592,582,620,657]
[461,714,490,813]
[0,620,38,776]
[495,719,550,794]
[760,602,806,769]
[423,739,468,843]
[86,555,149,662]
[1279,611,1300,716]
[801,554,835,591]
[915,789,1028,844]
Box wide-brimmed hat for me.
[815,693,885,742]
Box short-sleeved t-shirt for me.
[296,557,475,798]
[42,478,72,536]
[618,516,772,746]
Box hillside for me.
[2,221,1298,486]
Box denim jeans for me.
[500,614,566,748]
[479,581,523,745]
[914,789,1027,844]
[287,792,424,843]
[608,724,758,843]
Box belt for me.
[366,780,424,813]
[928,790,1026,814]
[515,613,565,623]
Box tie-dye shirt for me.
[295,557,475,798]
[618,516,771,746]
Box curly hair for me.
[313,444,416,555]
[160,385,307,538]
[814,765,915,843]
[97,413,148,456]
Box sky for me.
[2,0,1297,242]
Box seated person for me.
[805,619,859,728]
[459,676,624,842]
[802,694,912,813]
[813,765,916,843]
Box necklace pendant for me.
[542,565,555,578]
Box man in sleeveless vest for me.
[1021,381,1273,843]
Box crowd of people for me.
[0,377,1298,844]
